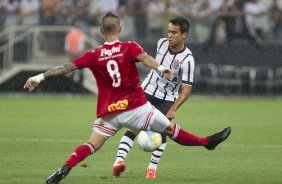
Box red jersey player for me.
[24,13,231,184]
[73,40,147,118]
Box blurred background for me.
[0,0,282,95]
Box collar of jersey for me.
[168,46,186,55]
[104,40,120,45]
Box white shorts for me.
[93,102,170,138]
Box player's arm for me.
[137,53,172,80]
[44,63,77,78]
[24,63,77,92]
[166,84,192,120]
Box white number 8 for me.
[107,60,121,87]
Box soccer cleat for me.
[46,165,71,184]
[146,168,156,178]
[112,161,126,177]
[205,127,231,150]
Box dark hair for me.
[170,17,190,34]
[102,12,120,34]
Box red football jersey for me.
[73,41,147,117]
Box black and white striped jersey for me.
[142,38,195,102]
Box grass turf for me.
[0,94,281,184]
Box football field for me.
[0,94,281,184]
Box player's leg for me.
[150,109,231,149]
[112,129,139,177]
[112,102,159,177]
[164,123,231,149]
[146,133,166,178]
[46,131,107,184]
[114,130,138,165]
[144,93,173,178]
[46,117,117,184]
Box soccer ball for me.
[137,130,162,152]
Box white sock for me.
[114,135,134,166]
[148,142,167,170]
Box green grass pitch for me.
[0,94,282,184]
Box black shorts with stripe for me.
[145,93,174,116]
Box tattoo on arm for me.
[44,63,77,78]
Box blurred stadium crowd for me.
[0,0,282,95]
[0,0,282,44]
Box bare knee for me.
[163,122,175,137]
[87,132,108,151]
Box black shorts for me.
[145,93,174,115]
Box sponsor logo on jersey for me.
[108,99,128,112]
[100,45,121,57]
[155,70,178,84]
[171,59,182,70]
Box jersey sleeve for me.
[72,50,94,69]
[157,38,168,51]
[129,42,145,62]
[182,55,195,85]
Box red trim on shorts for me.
[94,124,116,136]
[142,105,154,130]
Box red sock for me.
[171,124,208,146]
[65,142,96,168]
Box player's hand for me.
[23,73,45,92]
[166,110,175,121]
[157,65,173,80]
[162,68,173,80]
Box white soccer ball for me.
[137,130,162,152]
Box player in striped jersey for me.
[113,17,195,178]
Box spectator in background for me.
[54,0,74,25]
[40,0,59,25]
[40,0,59,55]
[227,0,248,41]
[244,0,268,45]
[88,0,99,26]
[129,0,148,39]
[193,0,214,43]
[214,18,227,44]
[64,25,87,85]
[3,0,19,27]
[147,0,166,39]
[168,0,188,17]
[96,0,119,24]
[269,0,282,39]
[208,0,224,12]
[119,1,134,40]
[0,1,6,31]
[168,0,198,22]
[160,0,172,34]
[72,0,90,31]
[213,0,230,44]
[19,0,40,25]
[205,0,229,45]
